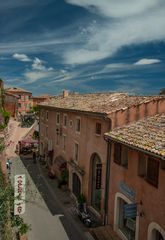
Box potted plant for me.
[77,193,86,204]
[58,170,68,189]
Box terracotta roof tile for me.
[39,92,164,114]
[105,113,165,159]
[5,87,31,94]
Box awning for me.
[21,139,38,144]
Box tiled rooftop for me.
[39,92,163,114]
[105,113,165,159]
[5,87,31,93]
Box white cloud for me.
[64,0,165,64]
[13,53,31,62]
[32,57,46,70]
[134,58,161,65]
[66,0,159,18]
[24,70,53,83]
[32,57,54,71]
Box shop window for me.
[96,122,101,135]
[118,198,136,239]
[76,117,81,133]
[146,157,159,187]
[138,153,147,177]
[72,173,81,198]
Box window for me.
[146,157,159,187]
[114,143,121,164]
[56,131,59,145]
[26,95,29,101]
[76,117,81,133]
[121,146,128,168]
[161,160,165,170]
[96,122,101,135]
[138,153,147,177]
[63,135,66,151]
[114,143,128,168]
[46,111,48,121]
[69,120,73,128]
[118,198,136,239]
[18,103,21,108]
[56,113,60,125]
[45,126,48,137]
[74,142,79,162]
[138,154,159,187]
[63,114,67,127]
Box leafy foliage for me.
[0,168,30,239]
[159,88,165,95]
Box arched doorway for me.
[72,173,81,198]
[91,153,102,211]
[148,222,165,240]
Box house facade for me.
[39,91,165,223]
[104,113,165,240]
[4,92,18,118]
[5,87,32,114]
[31,95,51,108]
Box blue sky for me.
[0,0,165,96]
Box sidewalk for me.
[37,162,120,240]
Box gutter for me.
[104,135,165,161]
[38,105,108,118]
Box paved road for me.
[11,154,94,240]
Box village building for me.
[5,87,32,114]
[39,90,165,224]
[104,113,165,240]
[31,95,51,108]
[4,92,19,118]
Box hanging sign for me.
[14,174,26,215]
[119,181,135,200]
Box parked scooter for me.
[75,201,92,227]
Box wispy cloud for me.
[32,57,53,71]
[66,0,159,18]
[64,0,165,64]
[13,53,31,62]
[24,70,54,84]
[134,58,161,65]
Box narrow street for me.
[6,119,94,240]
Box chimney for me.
[63,90,69,98]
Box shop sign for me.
[119,181,135,200]
[14,174,26,215]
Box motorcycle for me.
[75,201,92,227]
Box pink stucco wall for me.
[39,107,111,218]
[108,144,165,239]
[109,98,165,129]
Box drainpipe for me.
[104,139,112,225]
